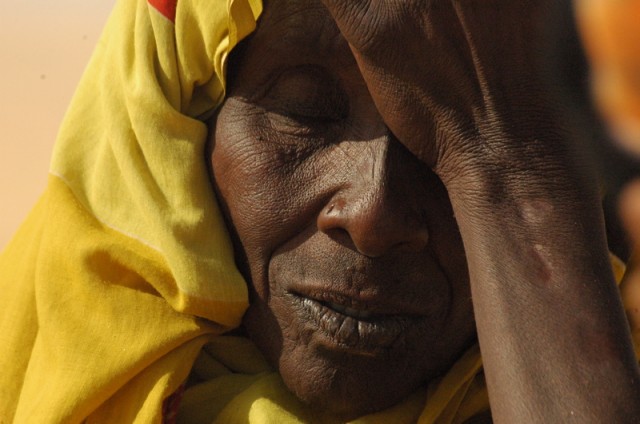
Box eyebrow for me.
[262,3,350,60]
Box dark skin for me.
[211,2,475,419]
[209,0,640,421]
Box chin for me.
[271,323,451,421]
[242,283,472,420]
[277,344,432,420]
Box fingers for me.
[318,0,374,45]
[319,0,418,54]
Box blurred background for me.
[0,0,114,248]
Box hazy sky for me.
[0,0,115,248]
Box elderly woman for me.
[1,0,638,422]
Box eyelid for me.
[265,111,323,137]
[255,65,349,122]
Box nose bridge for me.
[352,136,388,198]
[318,135,429,257]
[350,137,411,236]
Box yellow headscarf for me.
[0,0,632,422]
[0,0,261,421]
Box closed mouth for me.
[322,300,375,320]
[290,292,425,355]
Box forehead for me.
[229,0,357,89]
[257,0,343,53]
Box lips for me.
[324,301,374,319]
[289,292,428,354]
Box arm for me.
[321,0,640,421]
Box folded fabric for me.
[0,0,261,421]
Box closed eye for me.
[261,65,349,129]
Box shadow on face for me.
[207,0,477,419]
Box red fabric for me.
[148,0,177,22]
[162,383,185,424]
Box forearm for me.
[316,0,640,418]
[449,168,640,422]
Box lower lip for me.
[291,294,423,354]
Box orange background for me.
[0,0,114,248]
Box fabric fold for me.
[0,0,261,421]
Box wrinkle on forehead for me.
[255,0,354,67]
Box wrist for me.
[438,128,599,223]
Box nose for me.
[316,137,430,257]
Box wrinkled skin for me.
[210,2,475,419]
[210,0,640,421]
[319,0,572,188]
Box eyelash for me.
[267,111,324,137]
[259,66,349,138]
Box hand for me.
[321,3,640,421]
[320,0,580,195]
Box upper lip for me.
[289,286,429,317]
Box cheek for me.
[210,104,333,292]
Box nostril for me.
[321,199,347,220]
[317,196,429,257]
[355,226,429,258]
[318,198,366,251]
[318,199,345,234]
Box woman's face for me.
[209,0,475,419]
